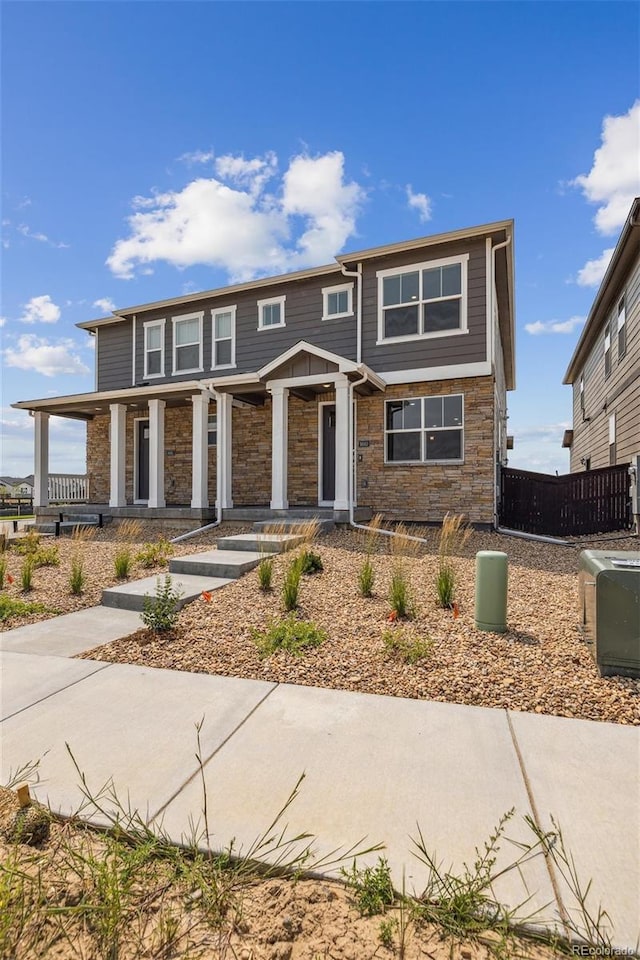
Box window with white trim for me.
[207,414,217,447]
[172,312,203,374]
[378,255,468,342]
[143,319,165,378]
[385,394,464,463]
[211,306,235,369]
[617,296,626,359]
[322,283,353,320]
[604,321,611,379]
[257,295,285,329]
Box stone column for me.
[216,392,233,510]
[109,403,127,507]
[191,393,209,509]
[269,385,289,510]
[33,411,50,508]
[334,376,351,511]
[148,398,165,508]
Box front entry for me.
[320,404,336,504]
[136,419,150,501]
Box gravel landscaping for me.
[74,525,640,726]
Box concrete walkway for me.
[1,610,638,950]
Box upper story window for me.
[617,296,626,360]
[172,312,203,375]
[257,295,286,330]
[604,321,612,379]
[385,394,464,464]
[377,254,468,344]
[143,319,165,379]
[211,306,236,369]
[322,283,353,320]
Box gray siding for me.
[360,236,488,371]
[96,321,133,391]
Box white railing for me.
[48,474,88,502]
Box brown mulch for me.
[78,527,640,726]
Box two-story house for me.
[14,218,515,528]
[563,198,640,471]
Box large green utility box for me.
[578,550,640,678]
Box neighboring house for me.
[564,198,640,472]
[13,219,515,526]
[0,475,34,497]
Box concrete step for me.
[102,573,232,612]
[35,521,100,536]
[217,533,304,554]
[169,549,263,579]
[252,518,335,535]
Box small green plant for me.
[342,856,395,916]
[20,557,34,592]
[282,556,303,611]
[31,544,59,568]
[357,557,375,597]
[436,513,471,609]
[252,613,326,657]
[0,593,47,621]
[69,555,86,595]
[114,546,133,580]
[378,916,396,948]
[0,556,7,589]
[383,626,432,664]
[298,549,323,575]
[389,567,415,620]
[15,530,41,555]
[142,575,183,633]
[135,538,174,569]
[435,564,456,609]
[257,555,274,591]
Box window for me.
[609,412,616,465]
[257,295,286,329]
[172,312,203,374]
[377,255,468,342]
[143,319,165,378]
[207,414,217,447]
[604,322,611,379]
[322,283,353,320]
[617,296,626,359]
[385,394,464,463]
[211,306,236,369]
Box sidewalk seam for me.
[505,709,570,935]
[149,682,280,824]
[1,663,112,724]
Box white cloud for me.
[19,295,61,325]
[107,150,365,282]
[406,185,432,223]
[525,315,585,335]
[17,223,69,248]
[0,317,5,328]
[4,334,90,377]
[572,100,640,235]
[178,149,215,165]
[514,422,571,443]
[575,247,615,287]
[0,408,86,475]
[93,297,116,313]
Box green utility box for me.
[578,550,640,678]
[475,550,508,633]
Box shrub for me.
[0,594,47,621]
[141,575,183,633]
[435,564,456,609]
[298,549,323,575]
[31,544,59,568]
[15,530,41,555]
[383,626,432,664]
[252,614,326,658]
[20,558,34,593]
[436,513,471,609]
[282,556,303,611]
[257,555,274,592]
[114,547,133,580]
[0,556,6,590]
[69,556,85,595]
[357,557,375,598]
[135,539,174,569]
[342,857,395,916]
[389,566,415,620]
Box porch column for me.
[148,398,165,508]
[334,376,350,511]
[33,411,50,507]
[216,391,233,509]
[109,403,127,507]
[191,393,209,509]
[269,385,289,510]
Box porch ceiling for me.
[12,381,208,421]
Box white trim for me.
[215,392,233,509]
[131,315,137,387]
[317,400,334,506]
[384,394,464,466]
[379,362,491,384]
[334,377,351,510]
[143,318,166,379]
[257,295,286,330]
[609,412,616,444]
[376,253,469,345]
[257,339,359,379]
[191,393,209,509]
[486,238,493,370]
[211,305,236,371]
[109,403,127,507]
[148,398,166,508]
[94,330,99,392]
[133,416,149,504]
[267,371,347,391]
[172,311,204,375]
[208,371,260,388]
[321,282,354,321]
[269,385,289,509]
[34,412,50,508]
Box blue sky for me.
[1,1,639,478]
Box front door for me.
[137,419,150,501]
[321,404,336,503]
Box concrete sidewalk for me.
[1,617,638,950]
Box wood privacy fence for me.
[499,463,632,537]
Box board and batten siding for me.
[570,249,640,471]
[96,320,133,391]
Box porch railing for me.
[48,473,88,503]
